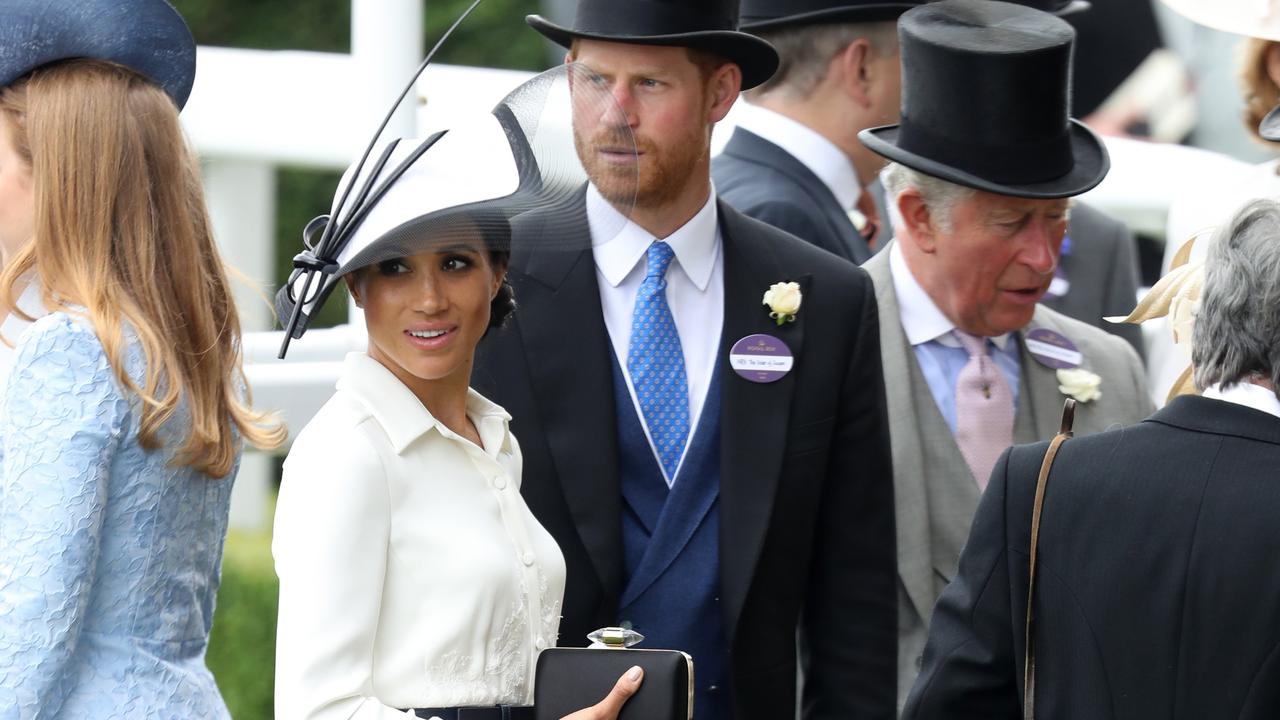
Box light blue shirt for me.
[888,244,1021,434]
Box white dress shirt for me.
[734,102,863,212]
[889,243,1021,432]
[273,353,566,719]
[1203,381,1280,419]
[587,184,724,485]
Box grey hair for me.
[1192,198,1280,400]
[747,21,898,101]
[880,162,975,234]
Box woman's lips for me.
[403,326,457,350]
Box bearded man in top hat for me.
[853,0,1155,708]
[712,0,922,264]
[473,1,898,718]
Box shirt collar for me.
[586,183,720,291]
[1202,381,1280,419]
[888,242,1012,350]
[337,352,512,455]
[735,102,862,211]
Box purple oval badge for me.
[1024,328,1082,369]
[730,334,794,383]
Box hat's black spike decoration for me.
[275,0,485,359]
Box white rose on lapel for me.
[763,282,802,326]
[1056,368,1102,403]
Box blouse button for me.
[536,636,548,650]
[492,475,508,490]
[522,551,536,566]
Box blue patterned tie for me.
[628,241,690,482]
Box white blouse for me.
[273,352,566,719]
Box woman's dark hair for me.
[486,248,515,331]
[480,209,515,332]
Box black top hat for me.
[527,0,780,90]
[858,0,1108,199]
[1011,0,1092,16]
[740,0,924,33]
[0,0,196,109]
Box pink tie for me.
[953,330,1014,489]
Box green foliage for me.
[170,0,550,71]
[275,168,350,329]
[425,0,549,71]
[171,0,350,52]
[207,530,278,720]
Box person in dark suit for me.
[902,197,1280,717]
[713,0,921,264]
[1041,202,1145,358]
[474,1,898,719]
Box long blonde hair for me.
[0,59,285,477]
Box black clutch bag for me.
[533,629,693,720]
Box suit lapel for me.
[723,129,867,263]
[716,203,804,640]
[1017,308,1075,441]
[513,195,624,604]
[862,251,938,623]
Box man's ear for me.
[1266,42,1280,90]
[836,38,874,108]
[707,63,743,123]
[344,274,364,308]
[897,188,939,254]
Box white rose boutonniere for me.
[1057,368,1102,403]
[763,281,802,326]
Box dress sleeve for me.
[0,316,128,717]
[272,415,416,720]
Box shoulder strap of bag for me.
[1023,398,1075,720]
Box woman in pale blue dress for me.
[0,1,287,717]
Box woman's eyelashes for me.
[376,259,409,276]
[441,253,475,272]
[375,252,480,277]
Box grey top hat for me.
[0,0,197,109]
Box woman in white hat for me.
[271,66,644,720]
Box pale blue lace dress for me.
[0,313,238,719]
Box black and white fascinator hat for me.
[275,3,638,357]
[0,0,196,108]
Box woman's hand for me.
[559,665,644,720]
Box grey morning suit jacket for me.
[861,248,1155,711]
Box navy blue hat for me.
[527,0,780,90]
[0,0,197,109]
[859,0,1108,199]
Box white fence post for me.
[204,158,277,531]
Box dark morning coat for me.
[473,193,898,719]
[902,395,1280,718]
[713,127,872,265]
